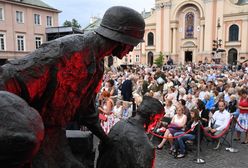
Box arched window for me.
[229,24,239,41]
[228,48,238,65]
[147,32,154,46]
[147,51,153,66]
[185,12,194,39]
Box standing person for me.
[98,91,115,134]
[154,67,166,92]
[0,6,145,168]
[97,96,164,168]
[121,74,133,101]
[122,101,132,119]
[235,89,248,143]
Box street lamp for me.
[212,18,225,64]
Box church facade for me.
[126,0,248,66]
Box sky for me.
[42,0,155,28]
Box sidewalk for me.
[154,137,248,168]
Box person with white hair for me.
[112,100,123,123]
[122,101,133,119]
[178,87,187,101]
[186,94,196,111]
[203,92,215,111]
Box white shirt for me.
[164,105,176,118]
[186,101,195,111]
[209,109,231,131]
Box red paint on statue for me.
[147,112,164,133]
[4,49,104,128]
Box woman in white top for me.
[112,100,123,123]
[157,105,187,151]
[164,99,176,118]
[98,90,115,134]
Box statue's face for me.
[112,43,134,59]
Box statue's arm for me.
[77,97,109,143]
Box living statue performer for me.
[0,6,145,168]
[97,96,165,168]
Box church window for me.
[185,12,194,39]
[147,32,154,46]
[229,24,239,41]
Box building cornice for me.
[146,23,156,26]
[155,1,172,9]
[224,12,248,18]
[2,0,61,13]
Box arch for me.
[228,48,238,65]
[172,0,205,20]
[185,12,194,39]
[229,24,239,41]
[147,32,154,46]
[183,41,196,48]
[147,51,154,66]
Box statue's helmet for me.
[95,6,145,46]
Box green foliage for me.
[154,52,165,68]
[63,19,81,28]
[63,20,72,27]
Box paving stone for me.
[154,136,248,168]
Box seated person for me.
[112,100,123,123]
[157,105,187,152]
[162,98,176,126]
[205,100,231,149]
[97,96,164,168]
[174,109,201,158]
[203,93,215,111]
[196,99,209,127]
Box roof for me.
[141,11,151,19]
[83,11,151,32]
[46,26,83,34]
[83,18,101,33]
[237,0,248,5]
[11,0,60,12]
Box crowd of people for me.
[96,62,248,158]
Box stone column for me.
[155,6,162,52]
[241,19,248,52]
[199,23,204,52]
[204,0,214,53]
[240,19,248,61]
[163,1,172,53]
[172,27,177,54]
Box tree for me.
[63,19,81,28]
[63,20,72,27]
[71,19,81,28]
[154,52,165,68]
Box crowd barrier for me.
[149,116,248,140]
[149,115,247,164]
[234,117,248,131]
[149,126,196,139]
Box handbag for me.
[168,123,182,130]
